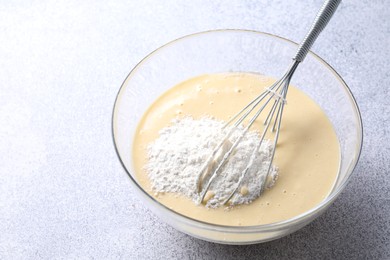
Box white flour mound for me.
[146,117,278,208]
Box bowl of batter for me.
[112,30,362,244]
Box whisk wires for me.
[196,61,299,205]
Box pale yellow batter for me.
[133,73,340,226]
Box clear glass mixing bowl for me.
[112,30,362,244]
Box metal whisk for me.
[196,0,342,206]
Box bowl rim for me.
[112,29,363,232]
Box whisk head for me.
[196,61,299,206]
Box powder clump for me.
[146,117,278,208]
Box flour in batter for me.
[146,116,278,208]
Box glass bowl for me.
[112,30,362,244]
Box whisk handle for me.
[294,0,342,62]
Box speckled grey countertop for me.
[0,1,389,259]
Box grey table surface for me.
[0,0,389,259]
